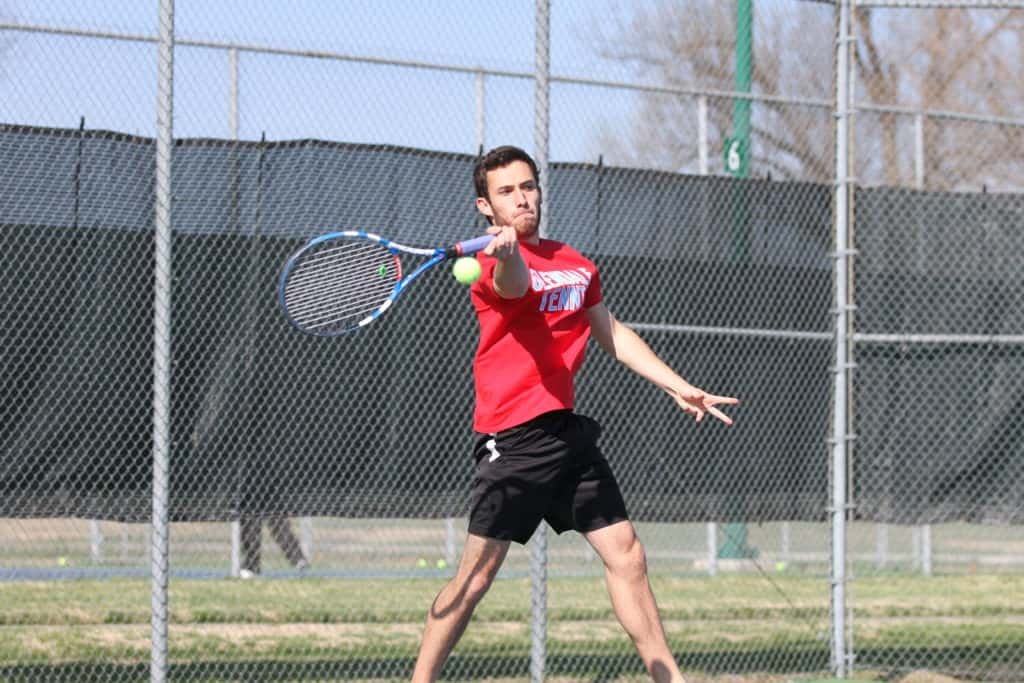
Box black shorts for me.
[468,410,629,545]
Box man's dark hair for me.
[473,145,540,200]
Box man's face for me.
[476,160,541,240]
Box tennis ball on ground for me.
[775,561,787,573]
[57,556,68,567]
[436,559,448,570]
[416,558,428,569]
[452,256,481,285]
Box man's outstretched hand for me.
[670,386,739,425]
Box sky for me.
[0,0,656,163]
[3,1,1018,183]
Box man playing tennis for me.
[412,146,738,683]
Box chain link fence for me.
[1,1,1022,682]
[849,3,1024,680]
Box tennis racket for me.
[278,230,494,336]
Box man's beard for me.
[511,206,541,237]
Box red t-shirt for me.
[469,239,602,433]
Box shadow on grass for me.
[1,645,1021,682]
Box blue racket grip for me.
[448,234,495,259]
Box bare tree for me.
[587,2,834,181]
[588,2,1024,190]
[856,7,1024,190]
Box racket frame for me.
[278,230,491,336]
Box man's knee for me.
[463,569,497,605]
[433,564,498,617]
[606,534,648,580]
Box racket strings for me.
[287,274,396,330]
[283,241,399,332]
[286,272,395,323]
[287,244,390,300]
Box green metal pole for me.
[720,0,756,561]
[731,0,752,179]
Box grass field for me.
[5,518,1023,575]
[1,573,1022,682]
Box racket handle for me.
[448,234,495,258]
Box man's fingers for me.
[675,396,705,422]
[483,226,519,259]
[671,391,737,425]
[703,395,736,425]
[708,407,734,425]
[484,233,511,256]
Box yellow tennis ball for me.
[452,256,481,285]
[57,556,68,567]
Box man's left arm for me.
[586,302,738,425]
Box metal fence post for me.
[475,69,486,152]
[913,110,934,577]
[150,0,175,680]
[228,45,243,580]
[698,94,718,576]
[830,0,853,677]
[531,1,550,681]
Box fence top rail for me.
[854,332,1024,345]
[624,324,1024,346]
[6,19,1024,126]
[857,102,1024,129]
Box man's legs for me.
[266,516,307,568]
[584,520,685,683]
[412,533,510,683]
[239,516,262,576]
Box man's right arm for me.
[485,225,529,299]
